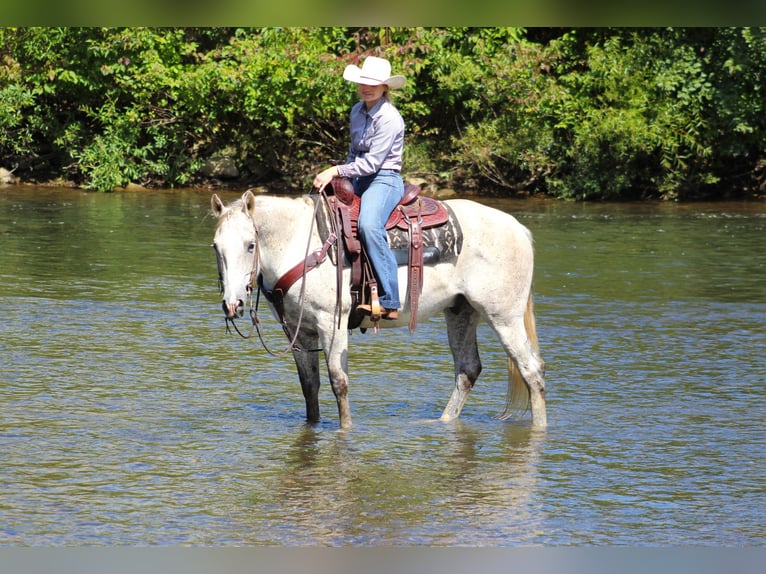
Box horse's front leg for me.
[320,326,352,429]
[292,331,321,424]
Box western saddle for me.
[324,176,450,332]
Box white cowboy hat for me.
[343,56,406,90]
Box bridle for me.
[215,210,261,340]
[217,190,336,356]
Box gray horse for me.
[211,190,546,429]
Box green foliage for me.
[439,27,765,200]
[539,30,718,200]
[1,27,765,199]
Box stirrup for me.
[357,304,399,320]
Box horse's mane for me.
[214,194,313,231]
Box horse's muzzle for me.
[222,299,245,319]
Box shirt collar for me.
[361,97,386,117]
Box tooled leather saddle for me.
[324,176,461,332]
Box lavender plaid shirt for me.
[336,97,404,179]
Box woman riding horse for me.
[313,56,406,321]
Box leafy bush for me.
[0,27,765,199]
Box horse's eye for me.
[248,242,256,253]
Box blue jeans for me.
[353,170,404,309]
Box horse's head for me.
[211,190,259,319]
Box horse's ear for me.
[242,189,257,217]
[211,194,225,218]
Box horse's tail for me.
[498,291,540,420]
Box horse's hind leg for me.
[292,332,321,423]
[440,296,482,422]
[493,314,547,428]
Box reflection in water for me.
[0,188,764,545]
[239,421,546,545]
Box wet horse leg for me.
[292,332,321,423]
[493,316,547,428]
[321,328,353,429]
[440,296,482,421]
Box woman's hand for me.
[313,166,339,192]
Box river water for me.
[0,186,763,546]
